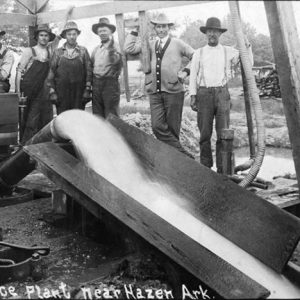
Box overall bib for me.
[55,54,86,115]
[21,48,52,144]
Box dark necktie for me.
[158,40,163,54]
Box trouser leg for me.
[164,92,184,140]
[197,88,215,168]
[102,78,120,118]
[71,81,85,110]
[150,92,188,155]
[215,87,231,173]
[56,81,71,115]
[92,78,105,118]
[21,97,41,144]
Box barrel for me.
[0,93,18,146]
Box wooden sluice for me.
[5,111,295,299]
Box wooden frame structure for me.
[2,0,300,187]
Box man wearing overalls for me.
[16,25,59,143]
[189,17,252,173]
[16,8,74,143]
[47,21,92,114]
[0,30,14,93]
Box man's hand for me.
[190,95,198,112]
[177,71,188,84]
[49,89,58,105]
[83,88,92,105]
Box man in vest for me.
[0,30,14,93]
[124,13,194,158]
[189,17,253,173]
[91,18,122,118]
[47,21,92,114]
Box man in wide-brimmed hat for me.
[91,17,122,118]
[189,17,253,173]
[124,13,194,158]
[15,6,74,143]
[0,30,14,93]
[47,20,92,115]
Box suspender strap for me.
[199,47,207,88]
[31,47,36,57]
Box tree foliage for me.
[179,14,274,66]
[0,0,29,48]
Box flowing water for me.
[235,147,295,181]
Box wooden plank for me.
[35,0,50,13]
[0,94,18,125]
[138,10,151,74]
[23,142,269,299]
[115,13,131,102]
[16,0,36,14]
[107,115,300,273]
[0,13,36,26]
[264,1,300,188]
[36,1,207,24]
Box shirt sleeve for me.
[189,49,200,96]
[0,50,14,80]
[84,48,92,85]
[124,32,142,55]
[47,49,59,89]
[16,48,32,74]
[230,45,254,67]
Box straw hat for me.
[60,21,81,39]
[200,17,227,34]
[150,13,174,26]
[92,17,116,34]
[34,24,55,42]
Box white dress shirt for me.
[189,43,252,95]
[156,35,169,49]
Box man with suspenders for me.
[15,7,73,143]
[189,17,252,173]
[47,21,92,115]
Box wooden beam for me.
[35,0,50,13]
[23,142,269,299]
[138,10,151,74]
[36,1,208,24]
[16,0,36,14]
[0,13,36,26]
[264,1,300,188]
[115,13,131,102]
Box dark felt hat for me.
[60,21,81,39]
[200,17,227,34]
[34,24,56,42]
[0,31,6,36]
[92,17,116,34]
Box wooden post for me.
[264,1,300,187]
[220,129,235,175]
[138,11,151,74]
[115,13,130,102]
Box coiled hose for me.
[229,1,266,187]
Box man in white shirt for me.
[189,17,252,173]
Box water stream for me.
[235,147,295,181]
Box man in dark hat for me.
[124,13,194,158]
[189,17,253,173]
[15,7,74,143]
[91,17,122,118]
[0,30,14,93]
[47,21,92,115]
